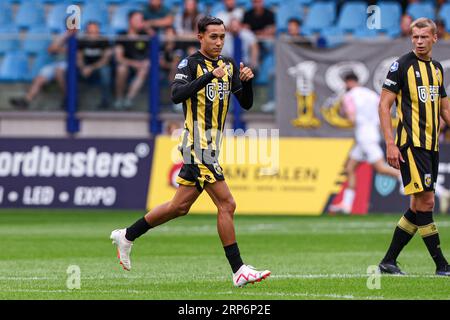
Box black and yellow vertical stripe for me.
[396,54,443,152]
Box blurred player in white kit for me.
[329,72,403,214]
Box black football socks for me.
[224,242,244,273]
[382,208,417,263]
[125,217,152,241]
[416,211,448,270]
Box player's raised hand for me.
[239,62,254,82]
[212,62,226,78]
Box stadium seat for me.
[104,0,126,4]
[406,3,436,20]
[302,1,336,33]
[377,1,402,34]
[129,0,150,4]
[81,3,110,30]
[336,2,367,33]
[111,3,142,34]
[0,50,29,81]
[210,3,225,17]
[0,2,13,27]
[353,27,380,39]
[0,25,20,55]
[47,4,69,34]
[29,52,53,80]
[255,53,274,85]
[276,1,304,33]
[22,26,52,56]
[439,3,450,32]
[15,1,46,30]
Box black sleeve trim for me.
[171,72,215,104]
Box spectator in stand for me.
[222,18,259,73]
[400,14,413,38]
[9,29,75,110]
[436,19,450,40]
[142,0,174,34]
[77,21,113,109]
[160,27,184,84]
[242,0,275,38]
[216,0,245,27]
[114,11,151,110]
[174,0,203,36]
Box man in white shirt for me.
[329,72,402,214]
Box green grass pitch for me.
[0,209,449,300]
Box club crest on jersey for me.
[224,63,233,77]
[390,61,399,72]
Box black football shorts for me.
[399,146,439,195]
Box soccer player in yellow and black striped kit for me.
[379,18,450,276]
[110,16,270,287]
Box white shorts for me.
[38,61,67,81]
[349,142,384,164]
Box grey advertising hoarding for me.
[0,138,154,209]
[276,38,450,137]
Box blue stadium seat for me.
[15,1,46,30]
[336,2,366,33]
[47,4,70,33]
[406,3,436,20]
[81,3,110,30]
[129,0,150,4]
[29,52,53,80]
[265,0,282,8]
[0,25,20,55]
[0,51,29,81]
[0,2,13,26]
[302,1,336,33]
[255,53,274,85]
[439,3,450,32]
[377,2,402,34]
[22,26,52,56]
[353,27,380,39]
[111,3,141,34]
[276,1,304,33]
[104,0,126,4]
[210,3,225,17]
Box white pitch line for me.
[216,291,387,300]
[1,273,447,282]
[0,288,384,300]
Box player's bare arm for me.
[440,97,450,126]
[379,89,404,169]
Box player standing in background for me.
[378,18,450,276]
[329,73,403,214]
[110,16,271,287]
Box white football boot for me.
[232,264,271,287]
[110,229,133,271]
